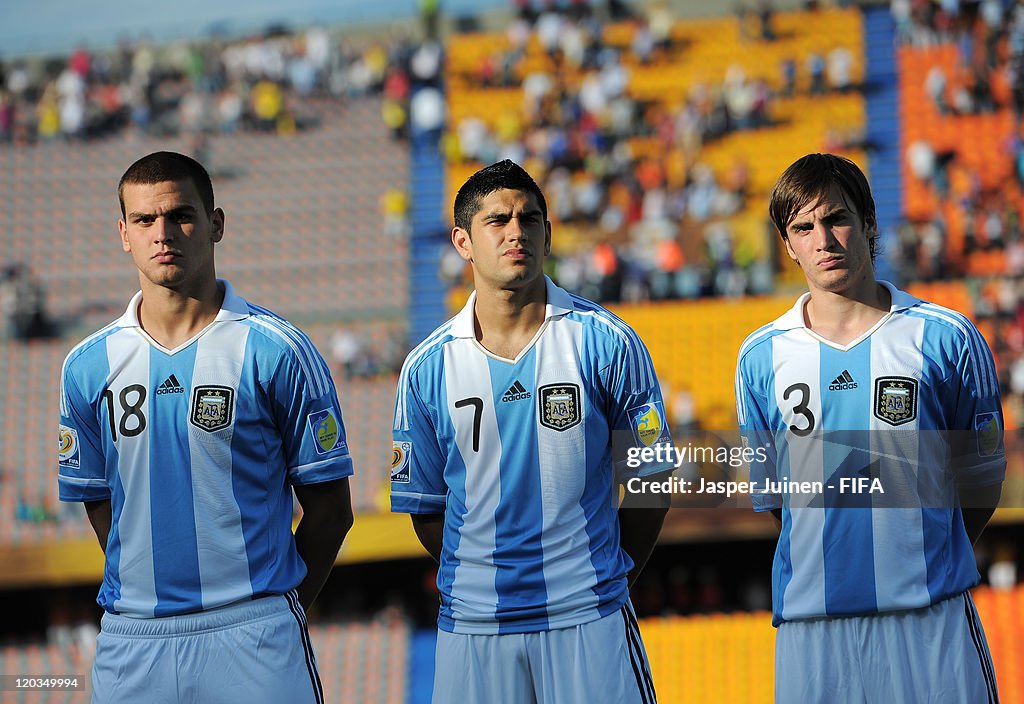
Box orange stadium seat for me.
[638,584,1024,704]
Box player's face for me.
[783,184,875,296]
[119,179,224,294]
[452,188,551,293]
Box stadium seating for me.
[0,614,412,704]
[611,296,792,431]
[640,585,1024,704]
[897,44,1019,263]
[0,97,407,325]
[443,6,870,292]
[311,615,409,704]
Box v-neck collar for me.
[451,276,575,364]
[775,281,919,352]
[116,279,249,356]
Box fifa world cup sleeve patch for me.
[307,408,346,455]
[627,401,671,448]
[391,441,412,483]
[58,425,80,468]
[975,412,1004,457]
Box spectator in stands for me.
[757,0,777,41]
[737,153,1004,703]
[0,25,371,147]
[0,265,18,339]
[391,160,671,703]
[57,152,354,703]
[1,263,52,341]
[826,46,854,92]
[780,56,797,96]
[807,51,826,94]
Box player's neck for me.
[472,278,547,360]
[804,279,891,346]
[137,278,225,349]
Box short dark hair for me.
[453,159,548,233]
[118,151,215,218]
[769,153,878,260]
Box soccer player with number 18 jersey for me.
[736,154,1004,702]
[57,152,353,704]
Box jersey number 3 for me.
[783,383,815,437]
[103,384,148,441]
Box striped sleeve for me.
[252,313,354,485]
[391,352,448,514]
[736,339,779,512]
[945,316,1006,488]
[58,352,111,502]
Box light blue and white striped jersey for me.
[391,277,672,635]
[736,282,1005,626]
[58,280,353,618]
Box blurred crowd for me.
[439,0,862,305]
[0,23,438,146]
[892,0,1024,424]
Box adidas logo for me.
[501,380,532,402]
[828,370,858,391]
[156,374,185,395]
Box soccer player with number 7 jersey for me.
[391,160,673,704]
[735,153,1004,702]
[57,152,354,704]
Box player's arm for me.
[410,512,444,564]
[59,361,112,545]
[949,330,1006,546]
[619,471,671,587]
[735,351,781,521]
[959,483,1002,545]
[391,359,449,559]
[604,328,676,587]
[85,499,112,553]
[293,478,354,610]
[270,337,357,610]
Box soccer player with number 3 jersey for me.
[391,160,673,704]
[57,152,354,703]
[736,154,1004,702]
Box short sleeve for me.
[391,362,447,514]
[58,359,110,502]
[606,333,675,480]
[949,328,1006,488]
[271,345,354,486]
[736,353,779,512]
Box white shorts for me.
[775,591,998,703]
[433,601,656,704]
[91,590,323,704]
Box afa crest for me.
[307,408,343,454]
[539,384,582,432]
[873,377,917,427]
[189,385,234,432]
